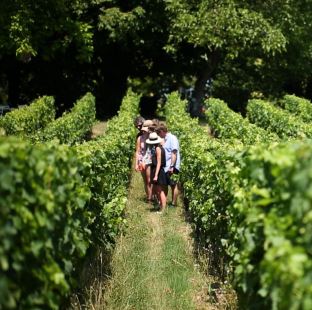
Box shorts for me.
[151,167,167,185]
[166,168,179,186]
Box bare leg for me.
[145,165,152,200]
[141,171,148,199]
[152,182,158,202]
[164,184,168,197]
[171,184,179,206]
[159,185,167,211]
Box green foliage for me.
[247,99,312,139]
[165,91,312,309]
[98,6,145,42]
[0,89,140,309]
[205,98,278,144]
[2,0,312,114]
[279,94,312,123]
[0,0,94,62]
[162,0,290,106]
[0,96,55,136]
[33,92,96,145]
[1,0,312,115]
[166,1,286,55]
[165,92,238,267]
[230,141,312,309]
[0,137,92,309]
[76,89,139,245]
[73,22,94,63]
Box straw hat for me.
[146,132,162,144]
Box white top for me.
[163,132,181,172]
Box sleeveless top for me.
[151,146,166,168]
[138,135,147,162]
[143,144,155,165]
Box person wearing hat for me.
[135,119,155,202]
[135,122,151,202]
[146,132,167,212]
[145,118,160,203]
[139,119,155,203]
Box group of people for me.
[134,116,181,213]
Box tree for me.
[164,0,287,105]
[1,0,312,115]
[0,0,94,107]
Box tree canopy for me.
[0,0,312,116]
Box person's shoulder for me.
[167,132,175,139]
[170,132,178,141]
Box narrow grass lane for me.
[90,121,107,139]
[102,168,224,310]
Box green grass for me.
[102,171,153,309]
[102,169,212,309]
[91,121,107,138]
[161,231,195,309]
[72,164,237,309]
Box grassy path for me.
[70,121,235,309]
[102,168,225,309]
[90,121,107,139]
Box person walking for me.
[141,120,154,202]
[133,116,145,138]
[156,123,181,207]
[135,123,150,201]
[135,119,155,203]
[146,118,160,202]
[146,132,167,212]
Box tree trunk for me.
[6,57,20,108]
[192,51,220,116]
[194,66,212,104]
[95,43,131,119]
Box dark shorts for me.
[151,167,167,185]
[166,168,179,186]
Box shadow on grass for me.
[181,193,238,309]
[67,246,113,309]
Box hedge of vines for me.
[0,89,139,309]
[33,92,96,145]
[247,99,312,139]
[166,92,312,310]
[0,138,92,309]
[205,97,278,144]
[0,96,55,136]
[76,90,139,246]
[279,94,312,123]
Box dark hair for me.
[152,118,160,127]
[156,122,168,133]
[149,124,157,132]
[134,116,145,127]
